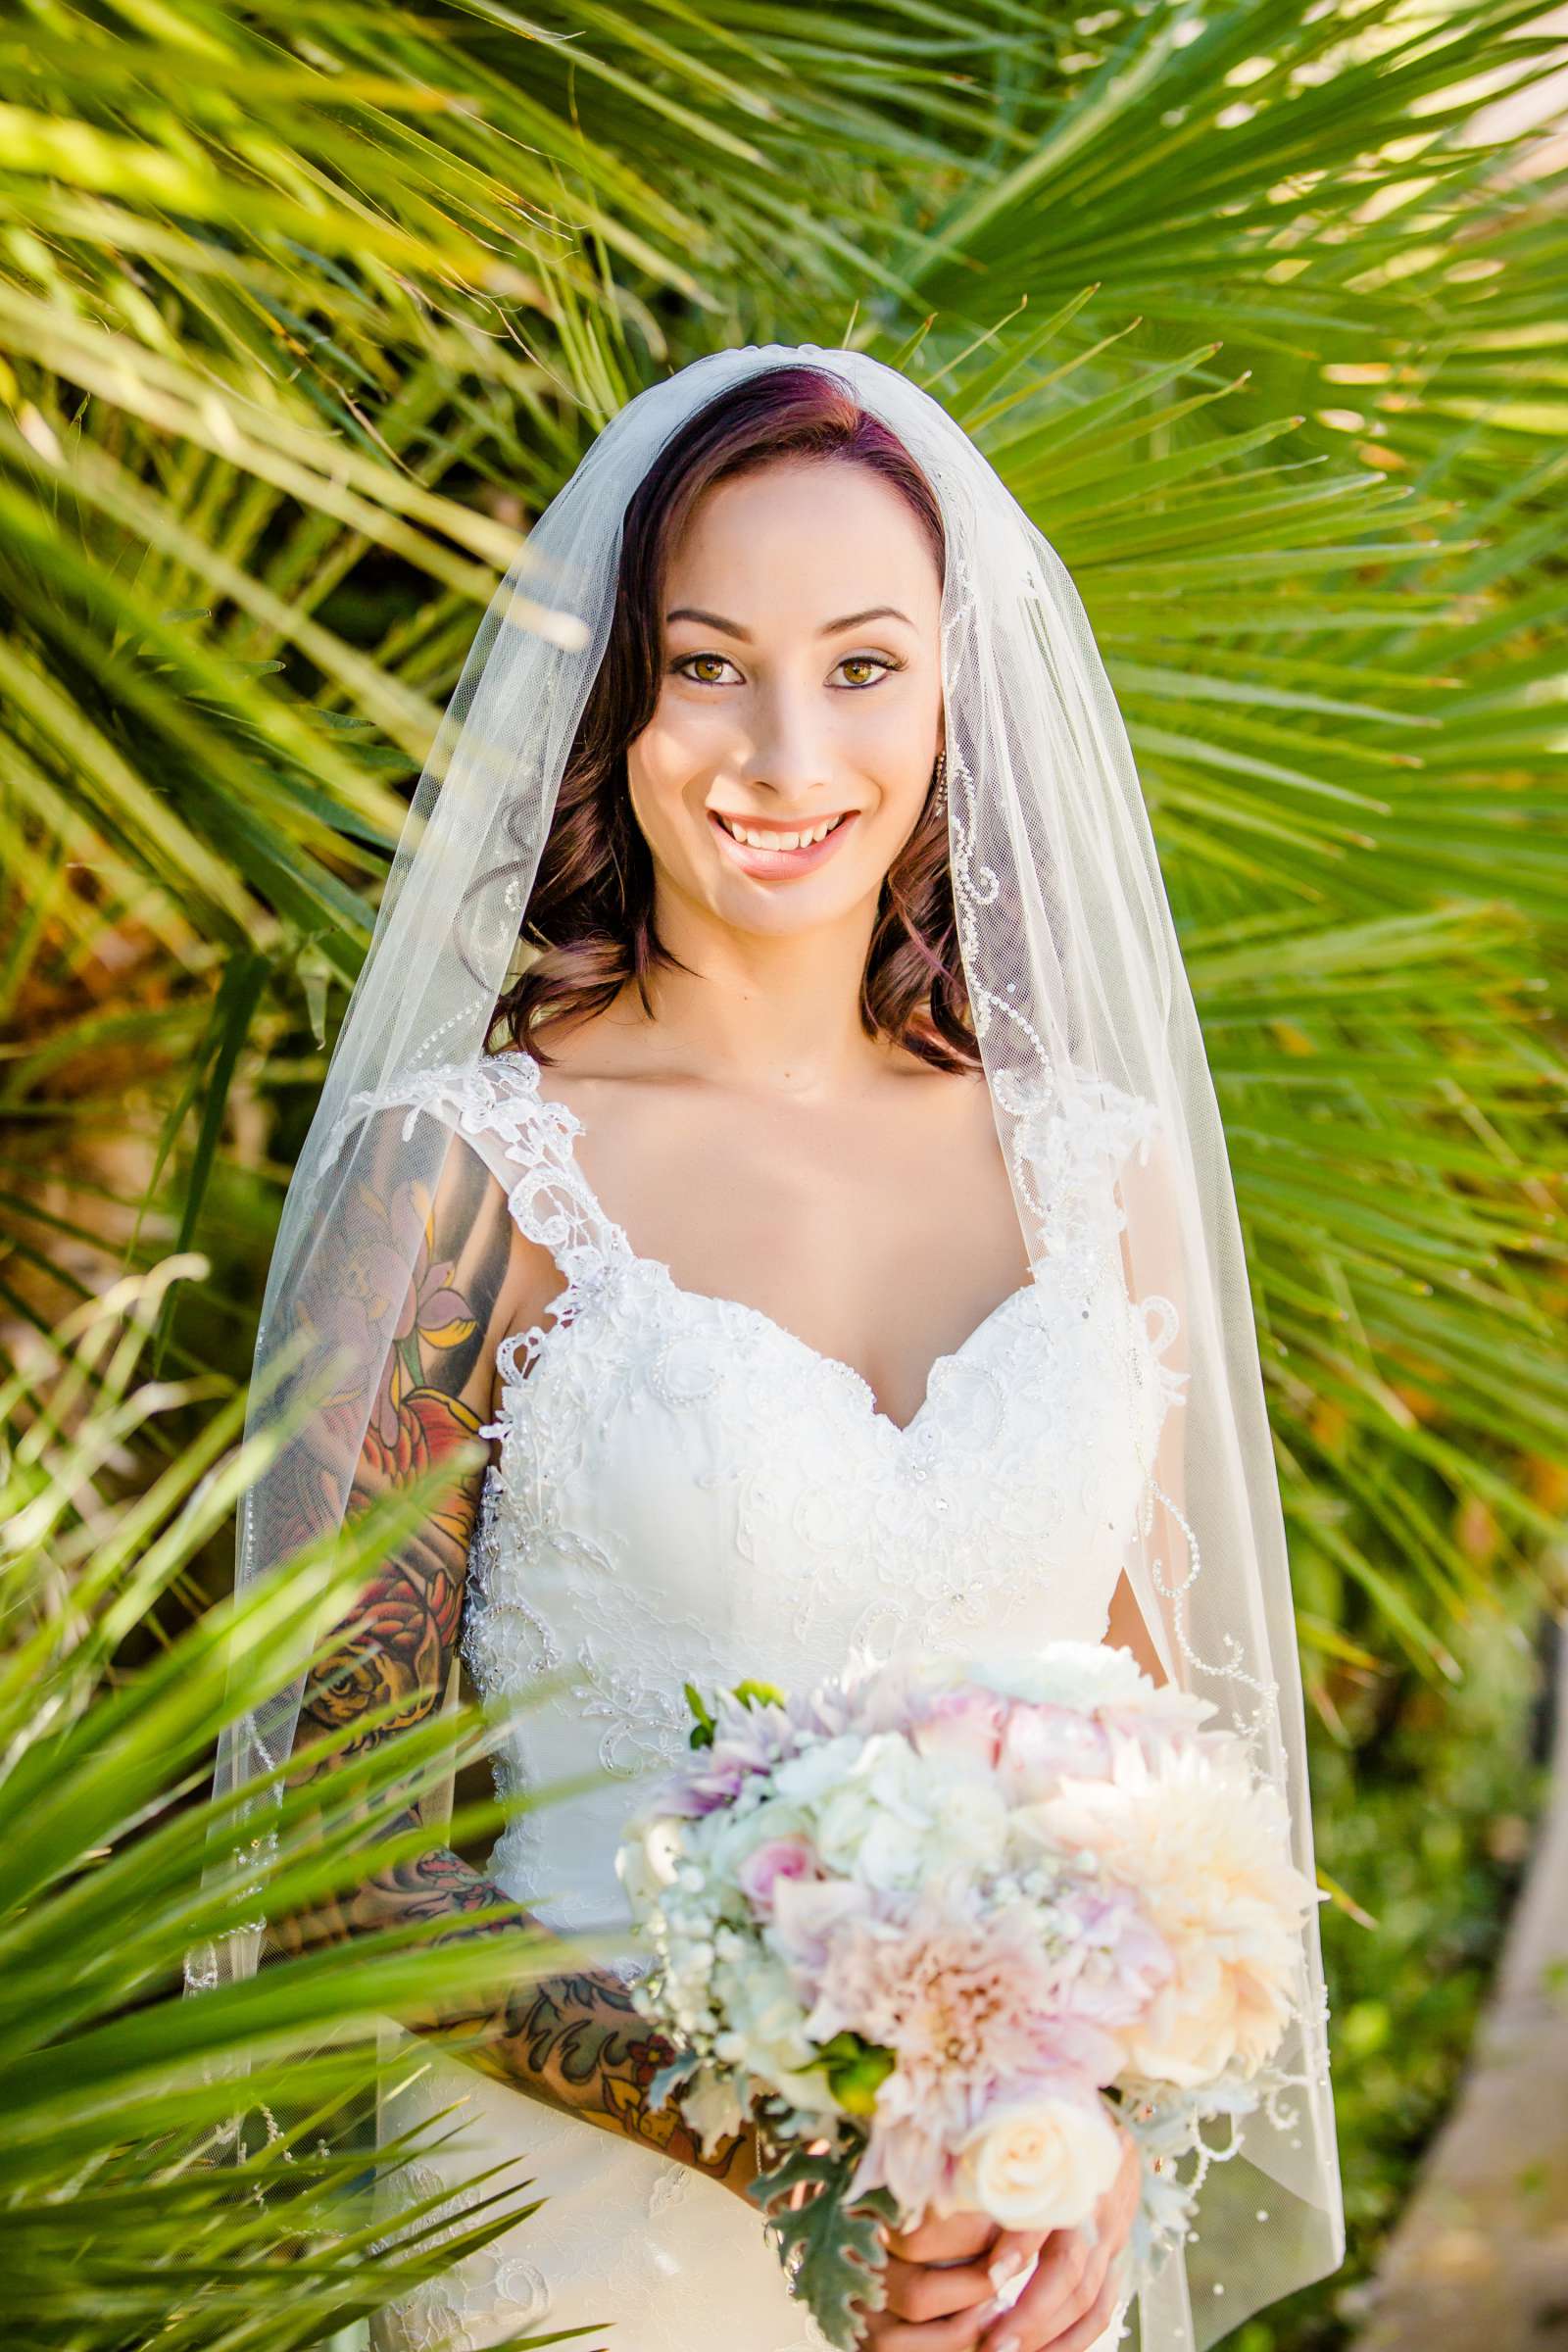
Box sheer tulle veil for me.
[200,341,1345,2349]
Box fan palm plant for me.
[4,1,1562,1663]
[0,1254,609,2348]
[2,0,1566,2336]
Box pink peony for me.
[997,1700,1114,1802]
[911,1687,1008,1776]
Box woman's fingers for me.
[879,2254,990,2324]
[855,2214,1053,2348]
[980,2233,1135,2352]
[861,2301,1009,2352]
[980,2229,1051,2305]
[1103,2132,1143,2240]
[864,2136,1142,2351]
[975,2124,1143,2349]
[975,2225,1094,2350]
[879,2227,1044,2326]
[886,2209,1000,2266]
[1014,2253,1127,2352]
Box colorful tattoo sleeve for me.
[283,1115,754,2193]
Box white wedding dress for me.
[362,1048,1181,2352]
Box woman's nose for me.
[745,686,833,797]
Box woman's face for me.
[625,458,945,940]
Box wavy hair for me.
[488,363,977,1072]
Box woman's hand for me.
[973,2123,1142,2352]
[858,2209,1052,2350]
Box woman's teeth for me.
[717,813,846,851]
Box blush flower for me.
[1033,1734,1313,2085]
[997,1700,1114,1801]
[911,1686,1008,1777]
[737,1834,818,1920]
[808,1893,1119,2220]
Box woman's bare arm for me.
[1104,1131,1191,1692]
[277,1123,756,2193]
[1105,1567,1169,1688]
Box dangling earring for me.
[932,747,948,814]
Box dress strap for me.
[322,1049,625,1292]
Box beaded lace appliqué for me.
[333,1048,1188,1807]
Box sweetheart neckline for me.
[506,1255,1041,1442]
[478,1049,1040,1441]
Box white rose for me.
[947,2089,1125,2233]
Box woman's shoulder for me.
[318,1044,580,1182]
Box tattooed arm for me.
[277,1114,758,2198]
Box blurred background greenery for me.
[2,0,1565,2342]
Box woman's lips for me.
[709,808,858,878]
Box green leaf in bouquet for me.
[747,2134,899,2351]
[683,1681,716,1749]
[802,2030,897,2119]
[730,1678,786,1711]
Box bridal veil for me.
[204,342,1345,2350]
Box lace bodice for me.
[353,1049,1169,2352]
[347,1050,1185,1951]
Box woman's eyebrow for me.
[664,604,912,640]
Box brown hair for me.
[489,363,977,1071]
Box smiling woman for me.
[647,470,941,908]
[494,370,972,1071]
[216,346,1342,2352]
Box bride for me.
[219,348,1344,2352]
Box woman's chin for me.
[704,877,870,940]
[709,845,903,932]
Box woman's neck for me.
[591,891,901,1101]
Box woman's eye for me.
[673,651,901,688]
[675,653,738,686]
[835,655,897,689]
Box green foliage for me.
[802,2032,900,2118]
[1225,1600,1553,2349]
[732,1679,788,1710]
[683,1680,716,1749]
[2,0,1566,2341]
[0,1259,588,2351]
[1307,1602,1553,2340]
[3,0,1561,1701]
[747,2133,901,2351]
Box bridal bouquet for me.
[615,1642,1324,2348]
